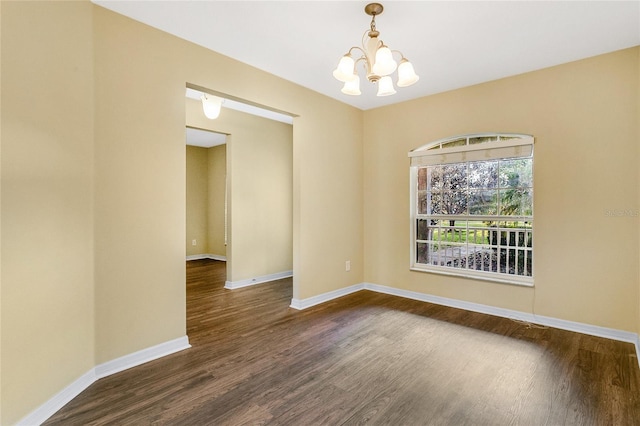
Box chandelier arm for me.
[348,46,366,57]
[390,49,407,60]
[346,54,368,77]
[354,56,368,69]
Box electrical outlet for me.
[192,239,197,246]
[345,260,351,271]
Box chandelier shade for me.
[397,59,420,87]
[377,76,396,96]
[332,3,418,97]
[201,94,224,119]
[342,73,362,95]
[333,55,357,82]
[372,46,397,76]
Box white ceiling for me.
[186,127,227,148]
[93,1,640,111]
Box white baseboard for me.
[186,254,226,262]
[363,283,639,345]
[290,283,364,310]
[95,335,191,379]
[16,369,97,426]
[17,336,190,426]
[225,270,293,290]
[290,282,640,368]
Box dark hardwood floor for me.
[45,259,640,425]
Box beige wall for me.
[186,100,293,281]
[93,6,188,366]
[1,2,363,423]
[292,107,364,299]
[364,47,640,332]
[185,143,227,258]
[186,145,210,256]
[1,2,95,424]
[208,144,227,257]
[1,1,4,422]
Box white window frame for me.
[409,133,534,286]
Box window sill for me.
[410,265,534,287]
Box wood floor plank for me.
[43,259,640,425]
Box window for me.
[409,134,534,286]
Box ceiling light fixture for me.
[201,93,224,119]
[333,3,419,97]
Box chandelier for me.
[333,3,419,97]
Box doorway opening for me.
[184,84,295,296]
[186,126,228,263]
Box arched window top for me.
[409,133,534,167]
[411,133,533,154]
